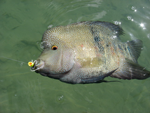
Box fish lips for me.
[31,61,51,77]
[30,59,45,72]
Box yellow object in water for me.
[28,61,34,67]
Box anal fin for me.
[111,59,150,80]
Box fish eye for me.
[51,45,58,50]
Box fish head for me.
[31,28,75,78]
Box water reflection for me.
[131,6,137,12]
[139,22,146,30]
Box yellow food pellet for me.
[28,62,34,67]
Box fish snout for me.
[31,59,45,72]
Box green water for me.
[0,0,150,113]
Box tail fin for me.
[111,59,150,80]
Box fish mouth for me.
[30,59,45,72]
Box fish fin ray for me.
[127,39,143,62]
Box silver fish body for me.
[31,21,150,84]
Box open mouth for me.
[30,59,44,72]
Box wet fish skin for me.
[31,21,150,84]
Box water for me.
[0,0,150,112]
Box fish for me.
[30,21,150,84]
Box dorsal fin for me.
[86,21,124,36]
[127,39,143,62]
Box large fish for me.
[30,21,150,84]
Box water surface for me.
[0,0,150,113]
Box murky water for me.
[0,0,150,113]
